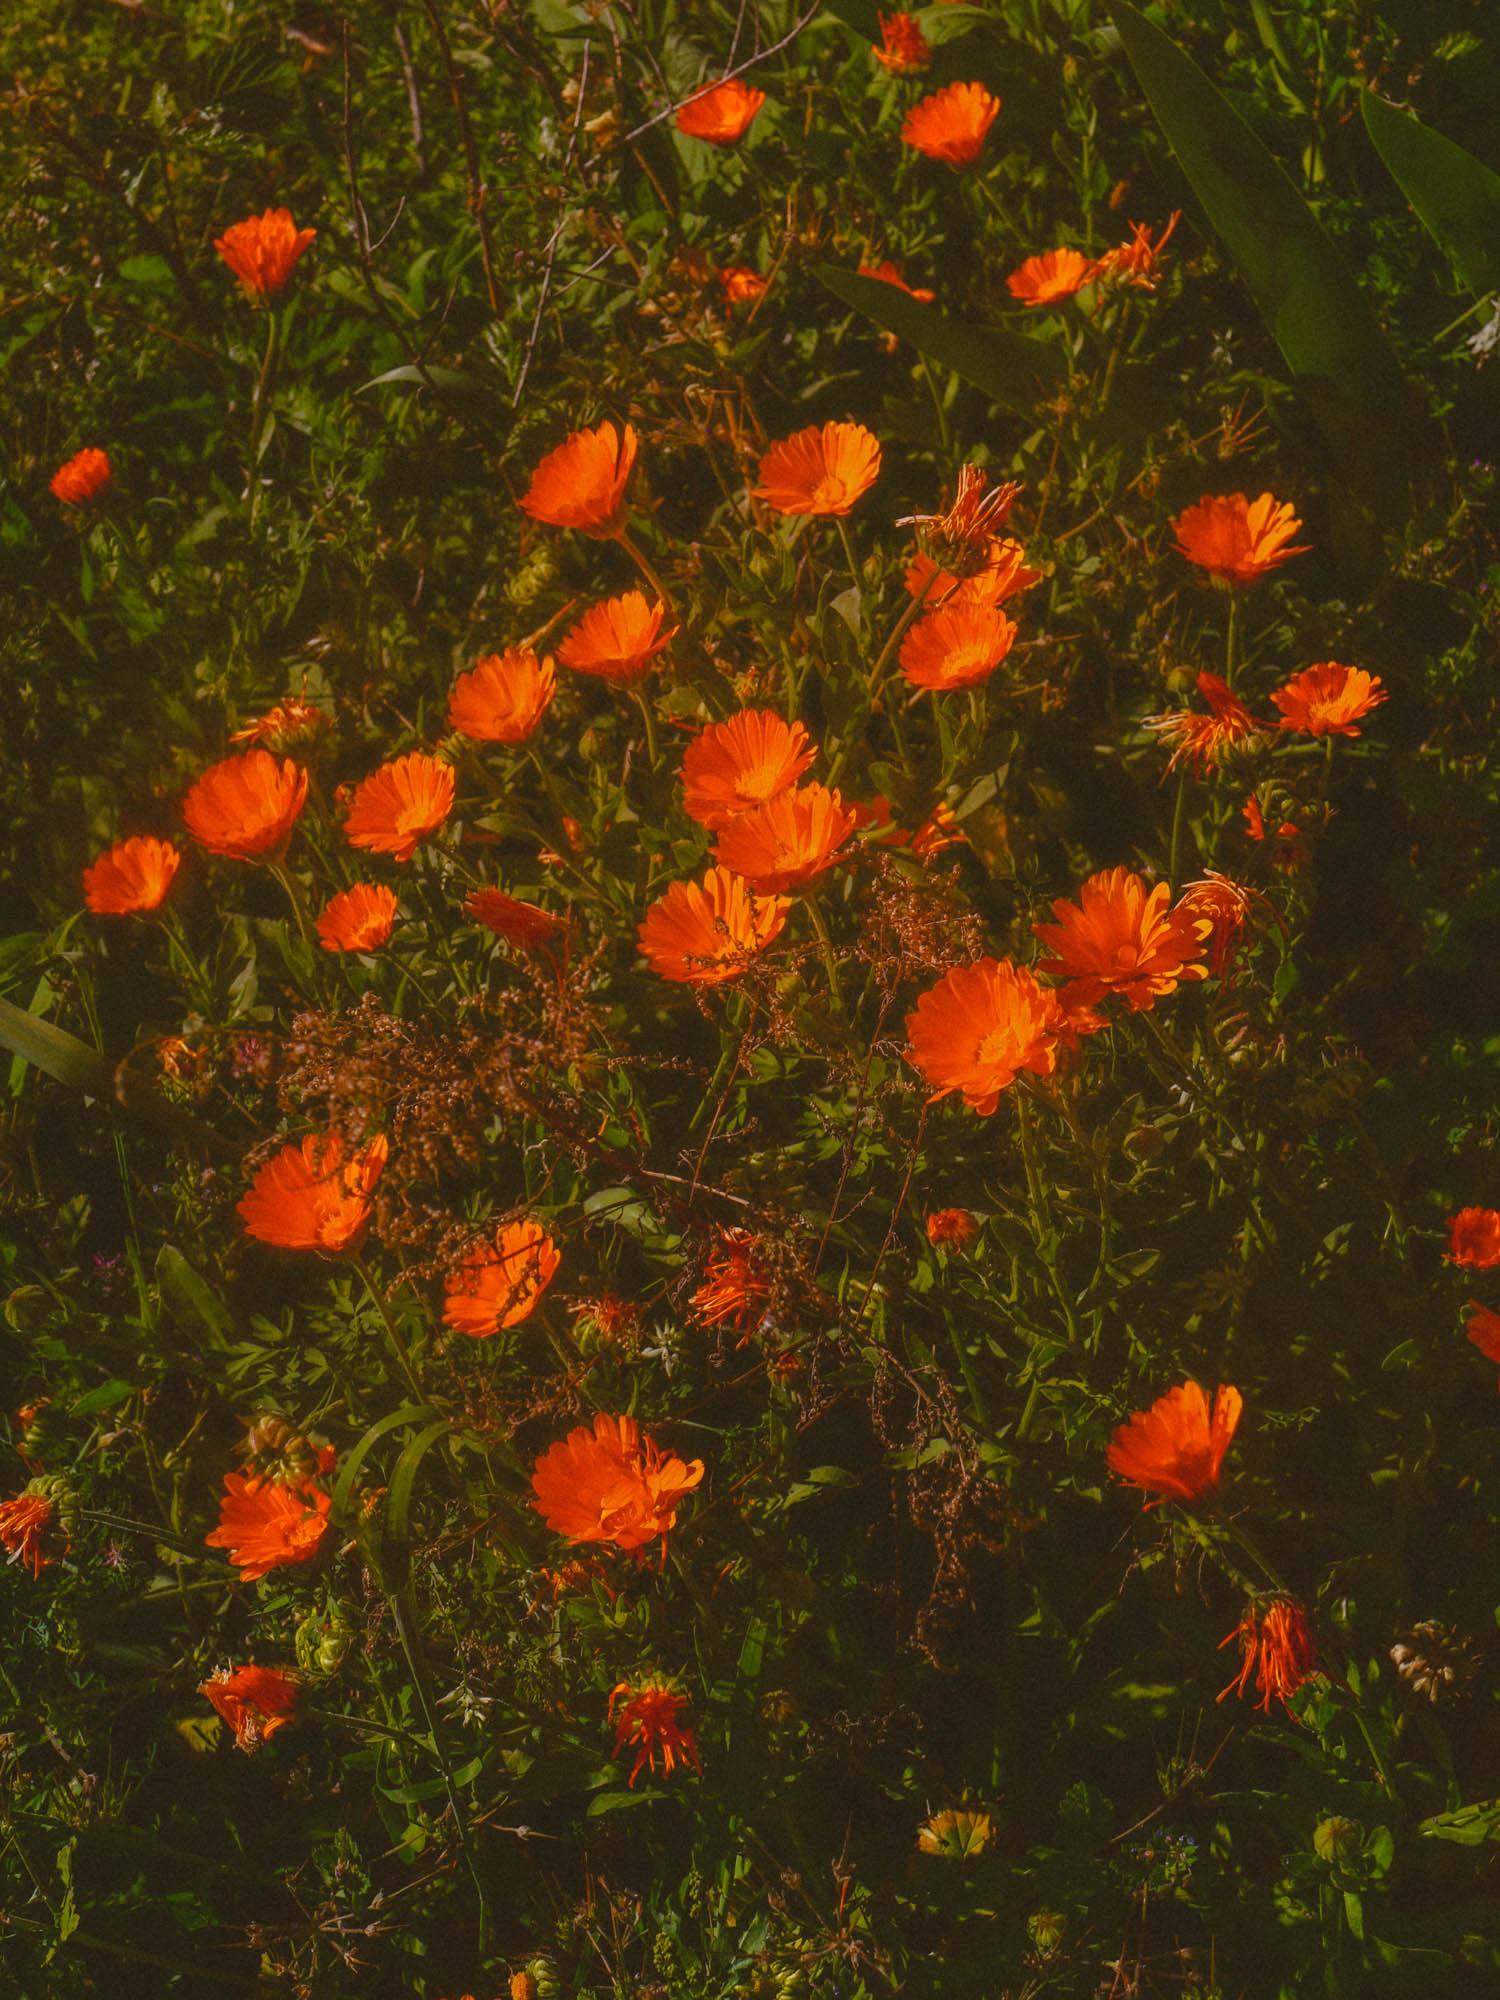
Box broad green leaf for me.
[156,1245,233,1349]
[1417,1799,1500,1846]
[1361,92,1500,296]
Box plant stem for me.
[353,1256,427,1405]
[803,892,844,1015]
[835,515,861,589]
[615,525,674,612]
[247,309,280,526]
[631,683,659,770]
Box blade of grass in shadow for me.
[1361,91,1500,296]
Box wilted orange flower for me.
[1146,669,1258,777]
[448,647,556,742]
[205,1472,331,1580]
[518,422,638,537]
[1242,793,1308,870]
[465,888,563,948]
[609,1680,702,1786]
[675,78,765,143]
[638,866,789,984]
[50,447,112,504]
[754,422,882,518]
[0,1487,63,1578]
[1172,491,1307,586]
[443,1217,560,1337]
[900,81,1000,169]
[682,710,818,829]
[557,591,675,683]
[183,750,308,861]
[906,958,1058,1115]
[858,260,937,303]
[214,208,316,301]
[904,539,1039,611]
[315,883,397,953]
[531,1412,704,1553]
[1269,662,1387,739]
[1175,874,1250,980]
[1107,1380,1242,1506]
[1218,1598,1319,1713]
[1006,248,1096,306]
[692,1227,769,1329]
[712,782,858,892]
[238,1131,389,1253]
[1465,1303,1500,1368]
[873,11,932,73]
[1093,212,1180,290]
[1446,1207,1500,1270]
[926,1208,979,1252]
[83,835,181,915]
[900,465,1023,551]
[200,1664,302,1751]
[1033,866,1208,1012]
[719,266,768,308]
[899,604,1018,692]
[344,752,455,861]
[230,692,329,750]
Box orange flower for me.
[692,1228,769,1329]
[1032,866,1208,1012]
[230,692,329,750]
[638,866,789,984]
[315,883,397,953]
[83,835,181,915]
[448,647,556,742]
[900,81,1000,169]
[1006,248,1096,306]
[905,958,1058,1115]
[873,11,932,73]
[1146,669,1258,777]
[183,750,308,861]
[1269,662,1387,739]
[205,1472,331,1580]
[1218,1598,1319,1713]
[443,1217,560,1336]
[237,1130,388,1253]
[200,1664,302,1750]
[609,1680,702,1786]
[50,448,112,503]
[1106,1380,1242,1506]
[926,1208,979,1251]
[1171,491,1307,586]
[1465,1303,1500,1368]
[530,1412,704,1553]
[344,752,455,861]
[899,604,1018,691]
[712,782,857,892]
[1175,874,1250,980]
[1446,1208,1500,1271]
[719,266,768,308]
[675,78,766,144]
[682,709,818,829]
[754,422,882,518]
[1093,212,1181,290]
[858,260,936,302]
[899,465,1022,551]
[556,591,675,683]
[214,208,316,301]
[0,1486,63,1578]
[518,422,637,537]
[464,888,563,948]
[904,539,1039,612]
[1242,793,1308,870]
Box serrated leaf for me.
[1361,92,1500,296]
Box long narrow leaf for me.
[0,992,110,1091]
[1361,91,1500,296]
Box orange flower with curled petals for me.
[675,78,765,144]
[1242,793,1308,870]
[610,1679,701,1787]
[712,783,857,893]
[1269,662,1387,739]
[50,448,112,504]
[926,1208,979,1252]
[1146,669,1258,778]
[448,647,556,742]
[205,1472,331,1579]
[200,1664,302,1750]
[1094,212,1180,290]
[905,539,1039,612]
[557,591,675,684]
[858,261,936,303]
[183,751,308,861]
[230,691,329,751]
[754,422,882,518]
[900,81,1000,169]
[1218,1598,1319,1713]
[905,958,1058,1115]
[873,12,932,73]
[344,752,455,861]
[518,422,637,538]
[1172,491,1307,586]
[681,709,818,829]
[899,604,1017,692]
[530,1412,704,1553]
[443,1217,560,1337]
[0,1486,64,1578]
[1466,1303,1500,1370]
[214,208,316,302]
[638,867,789,985]
[1032,866,1208,1013]
[1175,874,1250,981]
[464,888,563,949]
[900,465,1022,551]
[719,266,768,309]
[315,883,397,953]
[1106,1380,1242,1507]
[1446,1207,1500,1270]
[237,1131,388,1253]
[691,1227,769,1330]
[1006,248,1096,306]
[83,835,181,915]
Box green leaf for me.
[156,1245,233,1350]
[0,990,110,1091]
[1417,1799,1500,1845]
[1361,92,1500,296]
[587,1787,658,1815]
[71,1378,134,1416]
[378,1418,454,1590]
[356,364,497,399]
[331,1404,442,1524]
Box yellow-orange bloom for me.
[638,866,789,984]
[691,1227,770,1329]
[183,750,308,860]
[1174,874,1250,980]
[230,692,329,751]
[904,539,1039,612]
[1171,491,1307,586]
[905,958,1058,1115]
[712,782,857,892]
[83,835,181,915]
[50,448,112,503]
[610,1680,701,1786]
[0,1487,63,1578]
[214,208,316,301]
[754,422,882,517]
[448,647,556,742]
[899,604,1017,691]
[926,1207,979,1251]
[681,709,818,829]
[556,591,675,683]
[205,1472,331,1579]
[1093,212,1180,290]
[443,1217,560,1336]
[518,422,638,537]
[344,752,455,861]
[1446,1207,1500,1270]
[200,1664,302,1750]
[675,78,766,144]
[873,12,932,73]
[315,883,398,952]
[464,888,563,948]
[1006,248,1096,306]
[1106,1380,1242,1506]
[1269,662,1387,739]
[237,1131,389,1253]
[1032,866,1208,1012]
[900,81,1000,169]
[858,260,936,302]
[1145,669,1258,778]
[719,266,768,308]
[530,1412,704,1552]
[1218,1597,1319,1713]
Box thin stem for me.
[803,892,844,1016]
[352,1256,427,1405]
[919,354,952,453]
[614,526,674,613]
[247,309,280,526]
[631,683,660,771]
[1224,591,1240,688]
[1168,767,1190,883]
[835,515,861,590]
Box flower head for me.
[901,81,1000,169]
[719,266,768,309]
[681,709,818,829]
[448,647,556,742]
[83,835,181,915]
[230,692,330,751]
[712,782,857,892]
[205,1472,331,1580]
[1269,662,1387,739]
[443,1217,560,1337]
[906,958,1058,1115]
[50,448,112,504]
[1447,1207,1500,1270]
[691,1227,770,1330]
[1174,874,1250,980]
[214,208,316,301]
[926,1207,979,1252]
[530,1412,704,1553]
[638,866,789,984]
[238,1130,388,1253]
[465,888,563,949]
[1106,1380,1242,1506]
[1145,670,1258,778]
[1466,1302,1500,1368]
[1093,212,1180,290]
[900,465,1022,552]
[315,883,397,953]
[200,1664,302,1750]
[1172,491,1307,586]
[1218,1598,1319,1713]
[754,422,882,518]
[1032,866,1208,1012]
[183,750,308,861]
[609,1679,702,1786]
[873,12,932,73]
[518,422,638,538]
[675,78,765,144]
[858,260,936,302]
[904,539,1039,612]
[917,1809,993,1859]
[1242,793,1308,870]
[344,752,455,861]
[899,604,1018,691]
[0,1486,64,1578]
[1006,248,1096,306]
[556,591,675,683]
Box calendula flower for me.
[1172,491,1308,586]
[183,751,308,861]
[230,692,330,750]
[904,539,1040,611]
[448,647,556,742]
[237,1131,388,1253]
[1033,866,1208,1012]
[719,266,768,308]
[1269,662,1387,739]
[712,782,857,892]
[315,883,397,953]
[609,1679,702,1787]
[530,1412,704,1553]
[82,835,181,915]
[901,80,999,168]
[50,448,112,504]
[200,1664,302,1751]
[1218,1598,1319,1713]
[1447,1207,1500,1270]
[1106,1380,1242,1506]
[900,466,1023,551]
[518,422,638,538]
[899,604,1018,691]
[1006,247,1096,306]
[205,1472,331,1580]
[754,422,882,518]
[858,260,937,302]
[1242,793,1308,870]
[1145,670,1258,778]
[675,78,766,144]
[0,1486,64,1578]
[917,1809,993,1859]
[556,591,675,683]
[926,1208,979,1251]
[638,866,789,984]
[1465,1303,1500,1369]
[1174,874,1250,980]
[443,1217,560,1336]
[873,11,932,73]
[906,959,1058,1115]
[344,752,455,861]
[681,710,818,829]
[464,888,563,948]
[1093,212,1180,290]
[691,1227,770,1329]
[214,208,316,301]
